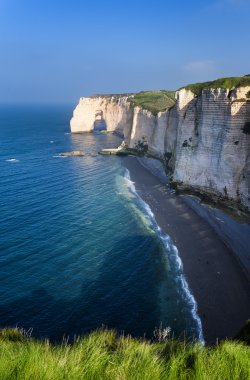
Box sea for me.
[0,104,203,342]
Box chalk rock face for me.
[127,108,176,158]
[172,87,250,209]
[127,107,156,151]
[150,111,169,157]
[70,96,134,140]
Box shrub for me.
[134,137,148,155]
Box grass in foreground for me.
[183,74,250,95]
[0,328,249,379]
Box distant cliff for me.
[70,96,134,140]
[70,77,250,214]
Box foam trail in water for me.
[123,169,204,344]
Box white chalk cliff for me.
[70,96,133,140]
[71,86,250,212]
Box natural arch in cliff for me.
[93,110,107,132]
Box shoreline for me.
[123,156,250,344]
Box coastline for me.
[123,155,250,344]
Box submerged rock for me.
[60,151,86,157]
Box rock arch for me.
[93,110,107,131]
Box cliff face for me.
[71,86,250,211]
[173,87,250,210]
[71,97,173,158]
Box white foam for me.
[215,216,225,223]
[123,168,204,344]
[5,158,19,162]
[124,170,136,193]
[53,155,68,158]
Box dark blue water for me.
[0,104,202,341]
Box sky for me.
[0,0,249,103]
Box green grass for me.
[183,75,250,96]
[0,328,249,379]
[90,90,176,115]
[130,91,176,115]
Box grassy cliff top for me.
[90,90,176,115]
[88,75,250,111]
[0,327,249,379]
[130,90,176,115]
[183,75,250,96]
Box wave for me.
[123,169,204,344]
[53,155,68,158]
[5,158,19,163]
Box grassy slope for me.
[91,91,176,115]
[0,328,249,380]
[183,75,250,96]
[131,91,176,115]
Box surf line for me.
[124,168,204,344]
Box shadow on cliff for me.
[0,235,168,342]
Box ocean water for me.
[0,104,202,341]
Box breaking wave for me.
[123,169,204,343]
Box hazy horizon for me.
[0,0,249,104]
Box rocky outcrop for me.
[71,85,250,212]
[60,151,97,157]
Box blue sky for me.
[0,0,249,103]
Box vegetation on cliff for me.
[131,90,176,115]
[91,90,176,115]
[0,327,249,379]
[183,75,250,96]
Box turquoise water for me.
[0,105,201,341]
